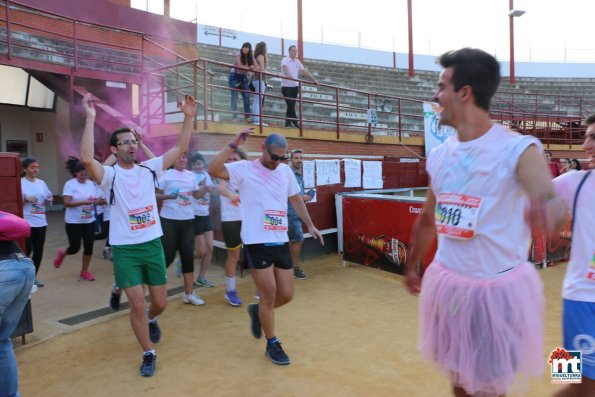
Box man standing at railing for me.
[552,114,594,397]
[281,45,319,128]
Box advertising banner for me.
[342,197,435,275]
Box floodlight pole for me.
[509,0,515,84]
[297,0,304,62]
[407,0,414,77]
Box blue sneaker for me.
[225,290,242,307]
[139,352,156,377]
[148,319,161,343]
[265,341,291,365]
[247,303,262,339]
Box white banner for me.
[423,101,456,157]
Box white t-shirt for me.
[427,124,542,277]
[63,178,97,224]
[226,159,300,244]
[100,157,164,246]
[158,168,198,220]
[94,184,106,215]
[192,172,213,216]
[21,178,52,227]
[553,170,594,302]
[220,180,242,222]
[281,56,304,88]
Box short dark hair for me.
[109,127,133,148]
[264,133,287,151]
[584,113,595,126]
[290,149,303,158]
[288,45,297,52]
[437,48,501,111]
[189,151,205,166]
[65,156,85,177]
[21,157,38,169]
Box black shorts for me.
[194,215,213,235]
[242,243,292,270]
[222,221,242,250]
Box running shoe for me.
[265,341,291,365]
[53,248,66,268]
[225,290,242,307]
[34,279,45,287]
[182,292,205,306]
[79,271,95,281]
[148,319,161,343]
[139,352,156,377]
[194,276,214,288]
[247,303,262,339]
[173,258,182,278]
[293,266,308,280]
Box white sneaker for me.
[182,292,205,306]
[102,247,112,260]
[173,258,182,278]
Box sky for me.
[132,0,595,63]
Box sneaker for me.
[182,292,205,306]
[79,271,95,281]
[247,303,262,339]
[53,248,66,268]
[34,279,45,287]
[139,352,156,377]
[265,341,291,365]
[148,319,161,343]
[251,121,269,126]
[294,267,308,280]
[102,246,112,260]
[225,290,242,307]
[254,290,260,301]
[173,258,182,278]
[110,287,121,311]
[194,276,214,288]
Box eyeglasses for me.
[268,149,288,162]
[116,139,138,146]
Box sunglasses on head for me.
[268,149,288,162]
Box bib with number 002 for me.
[264,209,287,231]
[435,193,481,239]
[128,205,156,231]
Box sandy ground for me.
[13,212,567,397]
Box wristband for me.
[228,142,238,150]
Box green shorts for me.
[112,238,167,289]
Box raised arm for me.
[208,128,252,180]
[80,95,105,184]
[161,95,198,169]
[134,129,156,159]
[404,187,437,295]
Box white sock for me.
[145,308,156,323]
[225,276,236,291]
[144,349,156,356]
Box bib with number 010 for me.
[264,209,287,231]
[435,193,481,239]
[128,205,156,231]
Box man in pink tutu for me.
[404,48,566,397]
[552,115,594,396]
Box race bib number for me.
[31,202,46,215]
[435,193,481,239]
[129,205,156,231]
[177,192,193,206]
[198,193,210,206]
[587,251,595,281]
[264,210,287,231]
[81,205,94,220]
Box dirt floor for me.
[14,213,568,397]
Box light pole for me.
[508,0,525,84]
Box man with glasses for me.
[208,130,323,365]
[281,45,319,128]
[287,149,314,280]
[80,94,197,377]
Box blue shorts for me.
[563,299,595,380]
[287,214,304,242]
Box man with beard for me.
[80,94,197,377]
[208,130,323,365]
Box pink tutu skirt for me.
[418,262,544,396]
